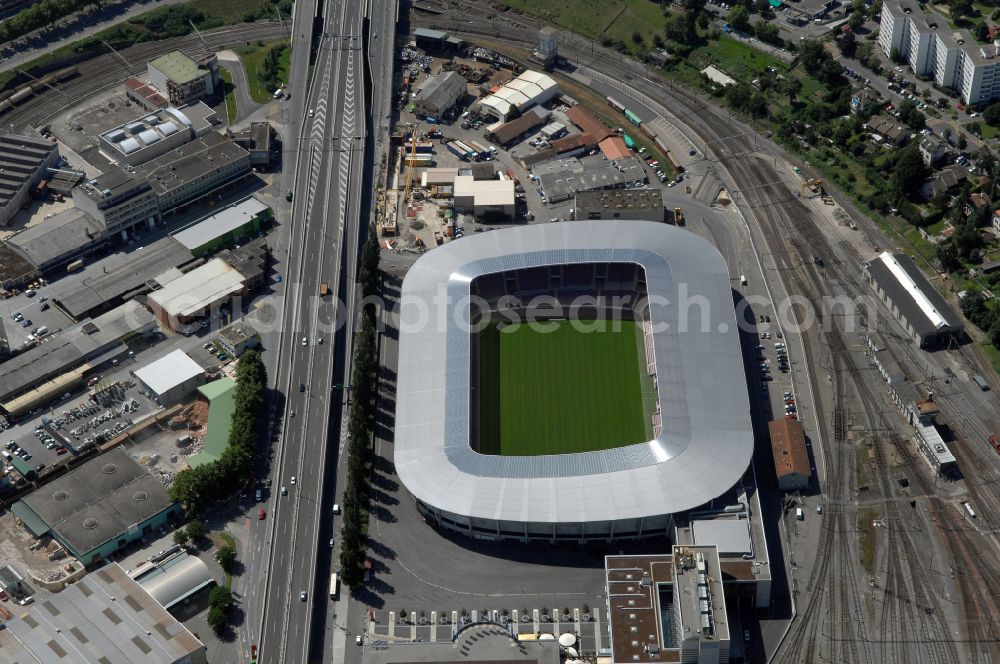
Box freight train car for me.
[607,96,625,113]
[624,109,642,126]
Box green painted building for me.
[171,198,273,258]
[187,377,236,468]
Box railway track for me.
[1,21,286,128]
[411,4,1000,660]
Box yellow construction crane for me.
[402,126,420,203]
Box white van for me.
[740,275,747,285]
[1,451,11,461]
[795,507,804,520]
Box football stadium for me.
[394,221,753,542]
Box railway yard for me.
[404,3,1000,662]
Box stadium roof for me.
[395,221,752,524]
[134,349,203,396]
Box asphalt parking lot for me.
[0,289,75,352]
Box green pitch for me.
[476,320,649,456]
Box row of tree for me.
[207,586,234,636]
[0,0,99,43]
[169,349,267,514]
[338,225,382,588]
[258,43,288,97]
[961,292,1000,349]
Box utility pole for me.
[100,40,133,73]
[189,19,206,46]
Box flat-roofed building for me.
[72,168,159,240]
[216,320,260,358]
[171,198,272,257]
[413,71,467,118]
[575,189,664,222]
[228,121,274,167]
[0,562,206,663]
[6,206,107,272]
[0,301,156,417]
[99,104,218,166]
[147,258,248,331]
[136,132,252,216]
[133,348,205,404]
[864,251,964,348]
[535,154,647,203]
[49,236,194,320]
[769,417,811,491]
[0,133,61,227]
[11,448,181,565]
[453,175,515,219]
[147,50,220,107]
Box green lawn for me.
[476,320,649,456]
[219,67,237,124]
[236,39,290,103]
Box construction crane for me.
[402,126,420,203]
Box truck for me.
[973,374,990,391]
[273,88,284,99]
[448,141,475,160]
[673,207,685,226]
[320,282,329,297]
[286,190,293,202]
[330,573,340,599]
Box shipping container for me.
[404,154,434,166]
[414,141,434,153]
[66,259,84,272]
[467,140,490,157]
[607,96,625,113]
[624,109,642,126]
[640,122,657,139]
[447,141,471,160]
[452,140,476,159]
[973,374,990,391]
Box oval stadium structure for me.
[394,221,753,542]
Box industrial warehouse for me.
[394,221,752,542]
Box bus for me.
[330,573,339,600]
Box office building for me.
[574,189,664,222]
[147,50,220,107]
[99,104,218,166]
[72,168,159,240]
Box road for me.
[248,0,371,661]
[0,0,193,74]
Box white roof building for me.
[133,349,205,404]
[147,258,247,328]
[476,70,559,121]
[394,221,752,542]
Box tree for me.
[783,77,803,104]
[848,10,865,30]
[897,100,926,130]
[186,520,207,542]
[975,21,990,42]
[950,0,973,24]
[217,544,237,574]
[755,0,770,13]
[840,29,858,58]
[208,605,228,636]
[890,47,901,63]
[936,240,961,272]
[173,529,189,546]
[957,133,967,150]
[984,102,1000,126]
[631,30,643,45]
[890,143,930,196]
[755,21,781,45]
[799,40,827,70]
[729,4,750,31]
[207,586,233,636]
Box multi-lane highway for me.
[251,0,372,661]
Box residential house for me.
[864,115,912,146]
[918,136,946,166]
[920,163,970,200]
[850,88,879,116]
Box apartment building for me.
[879,0,1000,105]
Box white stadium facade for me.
[394,221,753,542]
